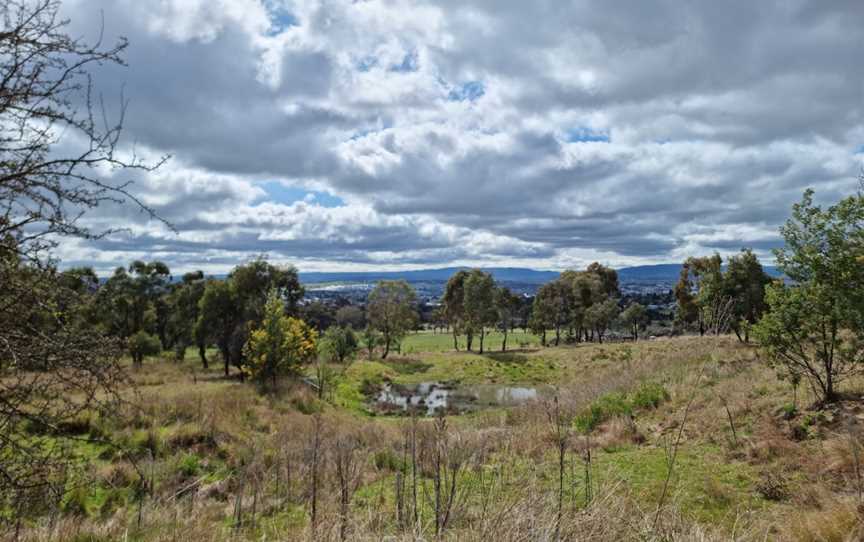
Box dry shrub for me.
[782,498,864,542]
[755,469,789,501]
[166,423,219,453]
[593,416,646,450]
[97,462,138,489]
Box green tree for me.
[243,291,318,388]
[463,270,497,353]
[569,271,604,342]
[335,305,365,329]
[164,271,207,363]
[723,249,771,343]
[230,257,304,320]
[367,280,418,359]
[128,330,161,366]
[222,258,306,370]
[128,260,171,347]
[320,326,359,364]
[585,297,619,343]
[360,326,381,360]
[586,262,620,297]
[495,286,521,352]
[620,303,648,341]
[196,279,242,377]
[303,301,337,331]
[441,270,469,350]
[753,189,864,403]
[532,280,570,346]
[673,264,698,334]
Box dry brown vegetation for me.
[7,336,864,541]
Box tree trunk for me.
[198,344,208,369]
[825,371,836,403]
[382,334,390,359]
[479,328,485,354]
[452,329,459,351]
[502,329,508,352]
[220,346,230,377]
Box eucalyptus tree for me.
[532,280,570,346]
[441,270,469,350]
[754,188,864,403]
[620,303,648,341]
[463,269,497,353]
[367,280,418,359]
[196,279,243,377]
[165,271,207,364]
[495,286,521,352]
[723,249,771,343]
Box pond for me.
[374,381,550,416]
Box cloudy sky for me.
[57,0,863,274]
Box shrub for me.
[178,453,202,477]
[128,331,161,365]
[373,449,404,472]
[756,470,789,501]
[291,393,323,415]
[574,383,669,433]
[574,392,632,433]
[631,382,670,409]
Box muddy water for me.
[375,381,550,415]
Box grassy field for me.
[10,336,864,541]
[400,329,543,353]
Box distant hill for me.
[617,263,781,282]
[300,267,560,285]
[300,263,780,287]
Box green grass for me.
[574,382,670,432]
[595,443,766,525]
[401,330,541,353]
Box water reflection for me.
[375,381,546,415]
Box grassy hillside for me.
[13,336,864,541]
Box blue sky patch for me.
[565,127,610,143]
[448,81,485,102]
[266,5,298,36]
[854,145,864,155]
[356,55,378,72]
[260,182,345,208]
[390,51,419,72]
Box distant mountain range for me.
[299,267,559,285]
[300,263,780,286]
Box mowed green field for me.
[400,329,542,353]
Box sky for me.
[55,0,864,274]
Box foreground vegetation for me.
[8,336,864,541]
[3,2,864,540]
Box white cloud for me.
[52,0,864,273]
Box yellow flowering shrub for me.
[243,291,318,384]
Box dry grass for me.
[7,336,864,541]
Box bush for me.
[373,449,404,472]
[631,382,670,409]
[291,393,323,415]
[128,331,161,365]
[574,382,669,433]
[177,453,202,477]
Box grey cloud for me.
[53,0,864,271]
